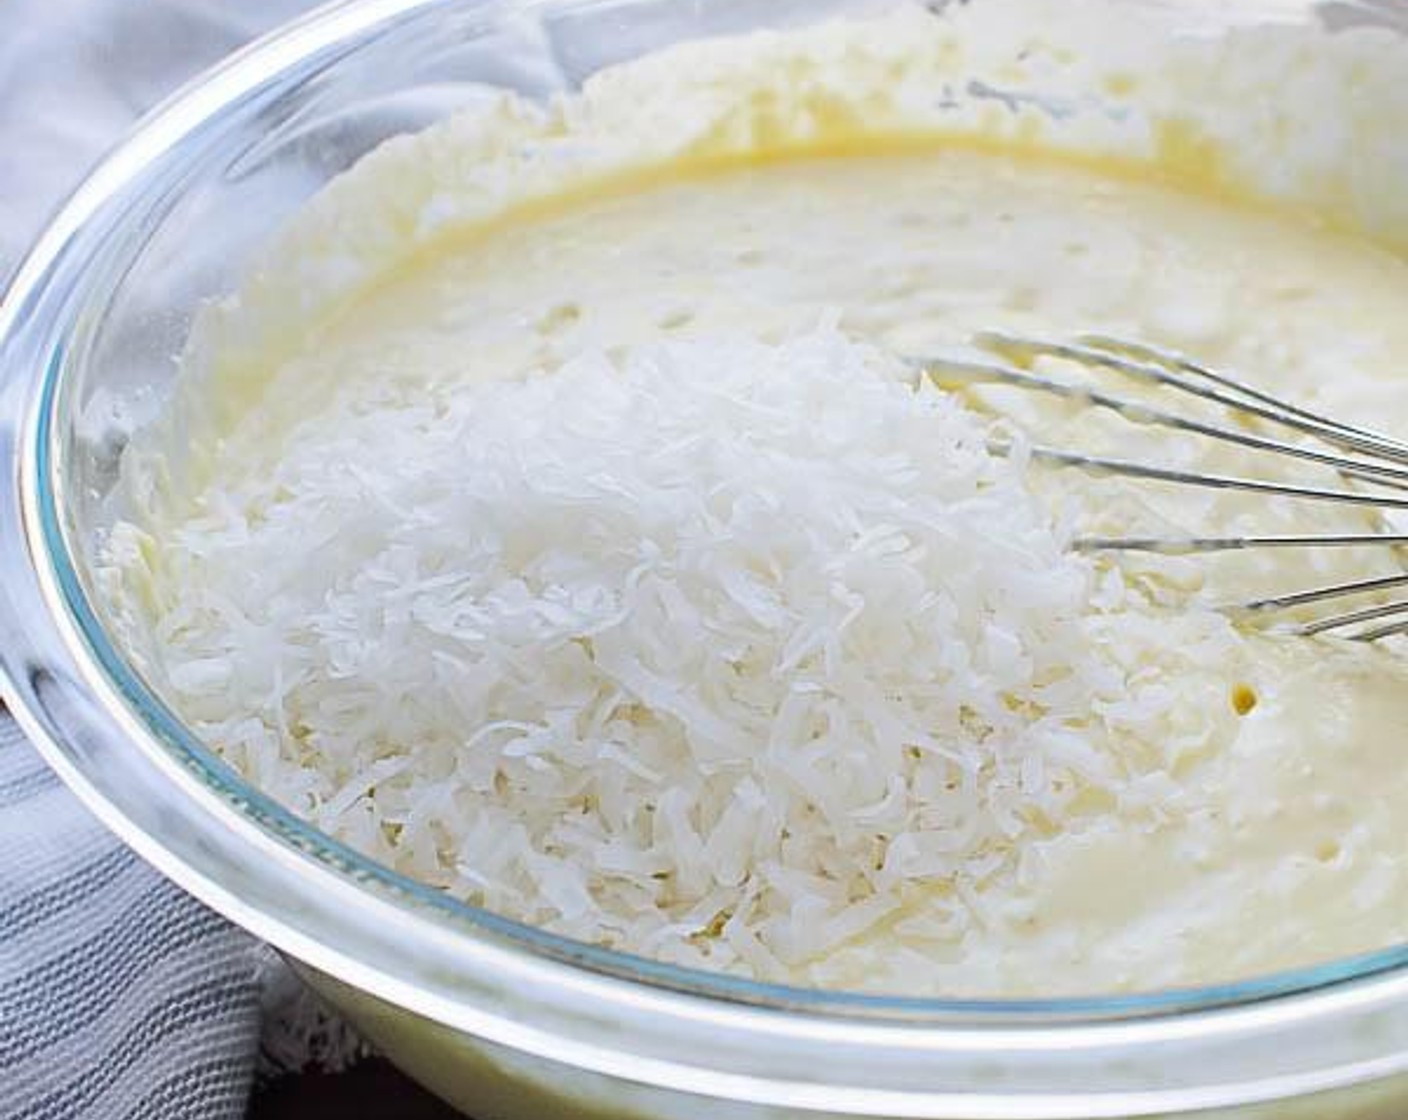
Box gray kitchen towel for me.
[0,721,261,1120]
[0,2,341,1118]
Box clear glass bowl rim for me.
[6,0,1408,1111]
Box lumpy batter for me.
[100,6,1408,996]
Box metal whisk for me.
[923,333,1408,643]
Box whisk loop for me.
[921,333,1408,642]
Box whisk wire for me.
[1072,533,1408,554]
[1296,598,1408,638]
[1024,447,1408,510]
[981,332,1408,465]
[1238,571,1408,614]
[924,332,1408,643]
[934,358,1408,491]
[1077,334,1408,456]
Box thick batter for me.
[100,6,1408,996]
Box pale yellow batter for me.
[100,5,1408,997]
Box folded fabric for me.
[0,720,261,1120]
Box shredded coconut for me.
[101,327,1230,985]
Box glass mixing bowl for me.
[5,0,1408,1116]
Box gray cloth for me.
[0,2,331,1118]
[0,722,261,1120]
